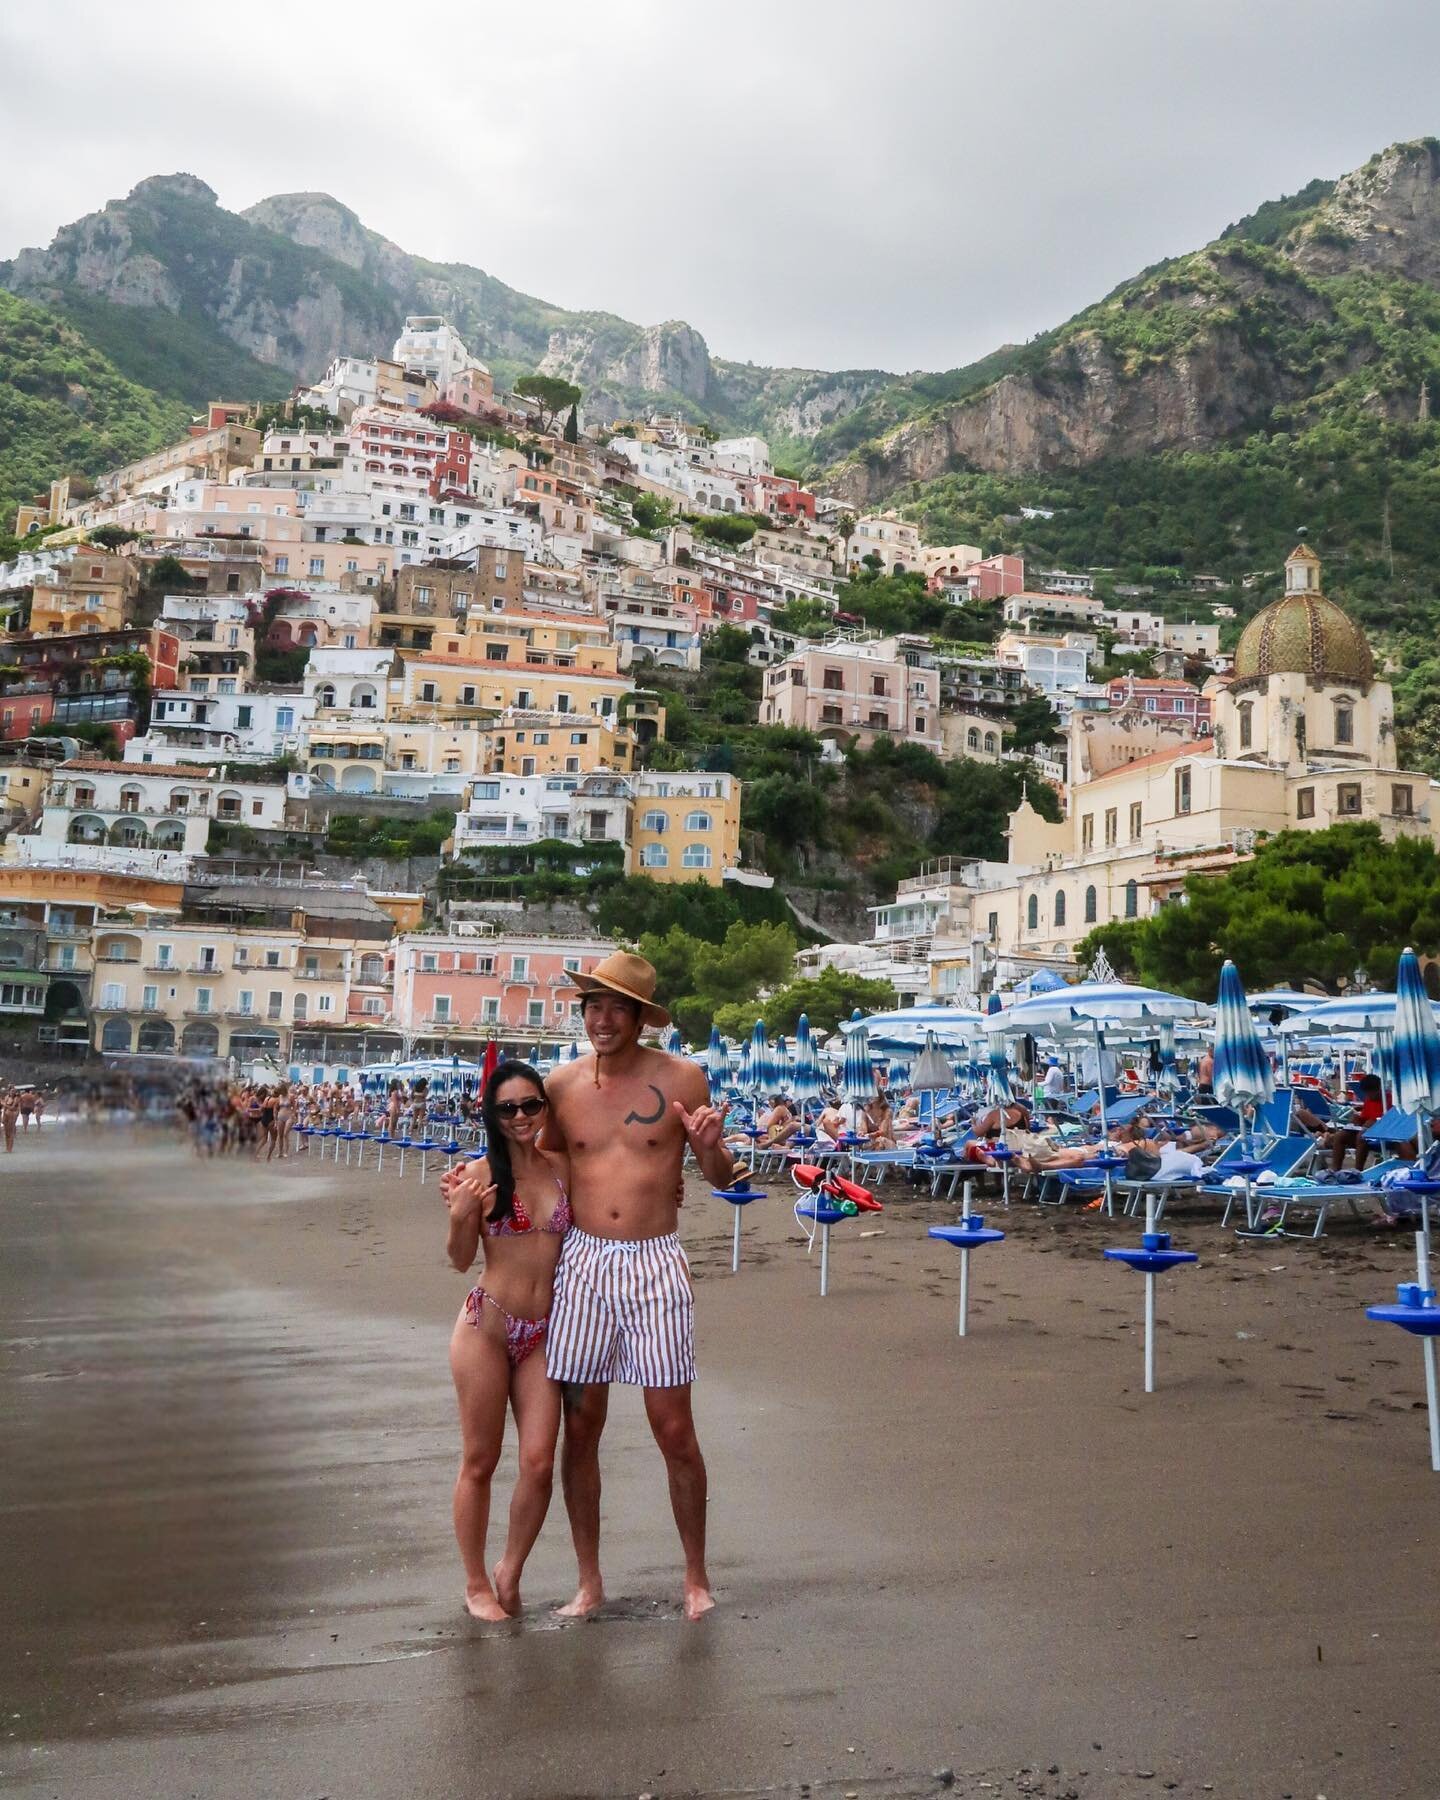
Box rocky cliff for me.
[828,138,1440,503]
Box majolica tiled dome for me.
[1232,548,1374,687]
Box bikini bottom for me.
[464,1287,548,1368]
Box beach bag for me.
[1124,1146,1162,1181]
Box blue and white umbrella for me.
[1392,947,1440,1129]
[748,1020,775,1096]
[841,1003,984,1052]
[1212,961,1275,1120]
[735,1038,754,1095]
[790,1013,825,1113]
[1156,1020,1179,1095]
[705,1025,730,1098]
[1388,946,1440,1468]
[841,1015,876,1106]
[987,1027,1013,1103]
[663,1025,684,1058]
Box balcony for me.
[183,1006,219,1020]
[189,961,224,975]
[293,967,341,980]
[96,952,140,964]
[144,960,180,974]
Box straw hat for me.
[570,951,671,1030]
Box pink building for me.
[966,553,1025,601]
[1106,676,1213,726]
[351,407,475,500]
[392,932,614,1046]
[760,635,942,754]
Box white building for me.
[996,629,1092,699]
[711,436,771,477]
[851,512,921,575]
[36,760,289,858]
[393,316,474,389]
[451,770,634,856]
[129,689,316,762]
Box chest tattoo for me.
[624,1084,667,1127]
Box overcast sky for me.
[4,1,1440,375]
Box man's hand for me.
[674,1099,724,1154]
[447,1166,496,1221]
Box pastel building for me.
[627,771,741,885]
[391,932,613,1046]
[759,633,943,754]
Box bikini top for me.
[485,1175,572,1239]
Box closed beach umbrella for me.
[911,1031,954,1093]
[1392,948,1440,1129]
[987,1027,1013,1103]
[482,1040,499,1088]
[663,1025,684,1058]
[1212,961,1275,1118]
[748,1019,774,1095]
[705,1025,729,1097]
[1156,1019,1179,1094]
[790,1013,824,1115]
[842,1015,876,1106]
[735,1037,754,1095]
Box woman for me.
[2,1086,19,1153]
[864,1092,897,1149]
[441,1062,570,1621]
[270,1085,294,1161]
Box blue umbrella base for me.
[797,1202,849,1226]
[928,1224,1006,1249]
[1366,1304,1440,1337]
[715,1186,767,1206]
[1104,1247,1199,1274]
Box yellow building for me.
[0,759,55,826]
[485,710,640,776]
[395,652,634,722]
[627,771,741,885]
[922,547,1440,990]
[29,550,139,636]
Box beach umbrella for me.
[790,1013,825,1121]
[1384,947,1440,1469]
[567,1039,580,1061]
[987,1027,1013,1103]
[748,1019,775,1096]
[735,1037,754,1095]
[841,1015,876,1105]
[663,1024,684,1058]
[705,1025,730,1098]
[994,980,1206,1140]
[1156,1020,1179,1095]
[840,1002,984,1052]
[1212,961,1275,1118]
[911,1029,955,1135]
[481,1040,499,1089]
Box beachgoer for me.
[1327,1073,1385,1172]
[1196,1047,1215,1097]
[760,1096,798,1148]
[864,1092,897,1149]
[815,1101,846,1146]
[1041,1059,1066,1104]
[2,1088,19,1153]
[18,1089,35,1131]
[441,1062,571,1620]
[541,951,739,1621]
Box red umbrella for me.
[481,1040,499,1090]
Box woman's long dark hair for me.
[480,1061,549,1226]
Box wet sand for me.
[3,1131,1439,1799]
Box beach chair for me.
[1196,1134,1320,1228]
[1363,1107,1424,1151]
[1241,1158,1407,1238]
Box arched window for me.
[1026,894,1039,930]
[984,732,997,753]
[1124,879,1139,919]
[1334,702,1353,745]
[683,810,712,831]
[641,809,667,833]
[966,728,980,750]
[315,683,336,708]
[640,843,669,869]
[351,683,376,710]
[293,992,308,1020]
[1084,884,1097,923]
[358,954,384,983]
[1054,890,1067,927]
[682,843,712,870]
[1238,703,1253,750]
[118,784,143,814]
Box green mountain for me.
[0,289,190,527]
[0,174,892,457]
[826,141,1440,643]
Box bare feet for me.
[464,1587,511,1622]
[555,1582,605,1618]
[493,1558,522,1617]
[684,1580,715,1620]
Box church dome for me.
[1232,546,1374,687]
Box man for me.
[1041,1058,1066,1105]
[542,951,739,1621]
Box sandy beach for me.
[3,1128,1439,1799]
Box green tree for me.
[1006,694,1062,750]
[514,374,582,433]
[726,967,895,1038]
[1076,823,1440,996]
[563,403,580,443]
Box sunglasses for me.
[494,1096,546,1119]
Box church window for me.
[1054,891,1066,927]
[1337,782,1362,815]
[1104,808,1117,847]
[1296,787,1315,820]
[1124,879,1138,919]
[1334,703,1353,746]
[1026,894,1039,931]
[1238,703,1253,750]
[1084,885,1097,924]
[1081,813,1094,852]
[1129,802,1142,841]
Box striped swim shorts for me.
[545,1227,696,1388]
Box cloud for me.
[3,0,1439,373]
